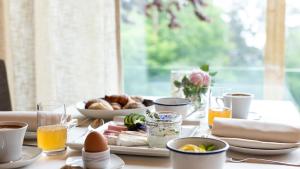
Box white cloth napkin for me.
[0,111,63,131]
[211,118,300,143]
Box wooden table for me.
[24,100,300,169]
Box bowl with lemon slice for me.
[166,137,229,169]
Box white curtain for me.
[1,0,121,110]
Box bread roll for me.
[111,102,122,110]
[130,96,144,103]
[123,102,145,109]
[87,99,113,110]
[104,95,129,106]
[85,99,98,109]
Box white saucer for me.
[0,146,42,169]
[230,145,298,155]
[66,154,125,169]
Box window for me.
[121,0,299,107]
[286,0,300,108]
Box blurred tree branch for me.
[121,0,210,29]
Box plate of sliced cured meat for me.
[67,120,199,157]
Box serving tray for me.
[67,121,199,157]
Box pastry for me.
[111,102,122,110]
[104,95,129,106]
[123,102,145,109]
[130,96,144,103]
[85,99,98,109]
[87,99,113,110]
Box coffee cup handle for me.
[0,135,5,155]
[216,97,224,106]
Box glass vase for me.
[187,88,209,118]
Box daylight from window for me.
[121,0,299,107]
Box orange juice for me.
[208,107,232,127]
[37,125,67,151]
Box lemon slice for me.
[180,144,201,152]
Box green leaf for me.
[173,80,181,88]
[183,87,191,98]
[209,71,218,76]
[200,87,209,94]
[182,75,190,86]
[200,64,209,72]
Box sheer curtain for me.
[0,0,121,110]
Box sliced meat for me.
[107,125,128,132]
[103,129,120,136]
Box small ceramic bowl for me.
[82,148,110,169]
[166,137,229,169]
[154,97,191,117]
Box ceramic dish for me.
[76,99,154,119]
[217,137,299,150]
[66,154,125,169]
[229,145,298,155]
[154,97,191,117]
[167,137,229,169]
[0,146,42,169]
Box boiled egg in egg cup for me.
[82,131,110,169]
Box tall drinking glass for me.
[37,103,68,155]
[208,87,232,128]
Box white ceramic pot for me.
[154,97,191,117]
[82,148,110,169]
[166,137,229,169]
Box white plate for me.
[67,121,199,157]
[76,100,154,119]
[66,154,125,169]
[230,145,299,155]
[0,146,42,169]
[67,144,169,157]
[218,137,299,150]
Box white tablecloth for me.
[23,100,300,169]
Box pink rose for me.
[189,71,204,86]
[202,72,211,86]
[189,71,210,86]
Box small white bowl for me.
[82,148,110,169]
[154,97,191,117]
[166,137,229,169]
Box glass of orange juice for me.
[37,103,68,155]
[208,87,232,128]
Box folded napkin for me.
[211,118,300,143]
[0,111,66,131]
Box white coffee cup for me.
[0,121,28,162]
[223,93,253,119]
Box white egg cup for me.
[82,148,110,169]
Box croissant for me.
[104,95,129,106]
